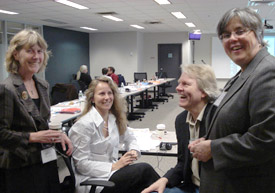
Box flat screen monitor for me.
[189,33,201,40]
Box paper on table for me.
[128,128,160,151]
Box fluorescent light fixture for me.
[0,9,19,15]
[185,22,196,27]
[193,30,201,34]
[80,27,98,31]
[130,25,145,29]
[102,15,123,21]
[154,0,171,5]
[54,0,88,10]
[171,12,186,19]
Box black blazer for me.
[164,103,213,190]
[0,74,51,169]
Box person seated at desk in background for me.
[142,64,219,193]
[69,77,159,193]
[102,67,112,80]
[107,66,119,85]
[76,64,92,90]
[0,29,73,193]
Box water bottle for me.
[78,90,83,102]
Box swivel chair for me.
[58,145,115,193]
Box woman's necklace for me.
[103,120,109,137]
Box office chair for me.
[51,83,78,105]
[58,145,115,193]
[134,72,147,82]
[155,72,174,99]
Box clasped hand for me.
[112,150,138,171]
[188,138,212,162]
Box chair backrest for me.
[155,71,168,78]
[60,155,76,193]
[51,83,78,105]
[117,74,126,87]
[134,72,147,82]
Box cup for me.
[156,124,166,137]
[49,122,62,130]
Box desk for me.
[120,128,177,157]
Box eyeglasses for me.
[220,28,251,41]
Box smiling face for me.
[222,17,261,70]
[92,82,114,116]
[176,72,207,113]
[14,44,44,76]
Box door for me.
[158,44,182,93]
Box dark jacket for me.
[164,103,213,191]
[0,74,51,169]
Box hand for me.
[29,130,64,144]
[29,130,73,156]
[112,151,137,171]
[141,177,168,193]
[128,149,138,160]
[61,133,73,156]
[188,137,205,150]
[190,140,212,162]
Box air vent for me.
[144,21,162,24]
[97,11,117,15]
[41,19,67,24]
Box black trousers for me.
[101,162,160,193]
[0,161,60,193]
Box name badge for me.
[41,147,57,164]
[214,91,227,107]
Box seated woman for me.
[76,65,92,91]
[69,77,159,193]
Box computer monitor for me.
[189,33,201,40]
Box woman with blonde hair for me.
[0,29,73,193]
[69,76,159,193]
[76,64,92,91]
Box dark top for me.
[79,73,92,88]
[164,103,213,191]
[0,74,51,169]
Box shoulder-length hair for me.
[217,7,266,46]
[80,76,128,135]
[181,64,219,102]
[5,29,50,74]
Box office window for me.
[264,36,275,56]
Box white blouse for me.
[69,107,140,193]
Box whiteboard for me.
[212,37,240,79]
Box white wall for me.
[89,32,138,83]
[142,32,191,80]
[89,31,228,89]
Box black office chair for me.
[134,72,147,82]
[58,145,115,193]
[51,83,78,105]
[155,72,174,99]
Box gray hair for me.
[181,64,219,102]
[217,7,266,46]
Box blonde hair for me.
[76,65,88,80]
[80,76,128,135]
[5,29,50,74]
[181,64,219,102]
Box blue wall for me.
[43,26,89,89]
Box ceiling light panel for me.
[80,27,98,31]
[154,0,171,5]
[54,0,89,10]
[171,12,186,19]
[102,15,123,22]
[185,22,196,27]
[130,25,145,29]
[0,9,19,15]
